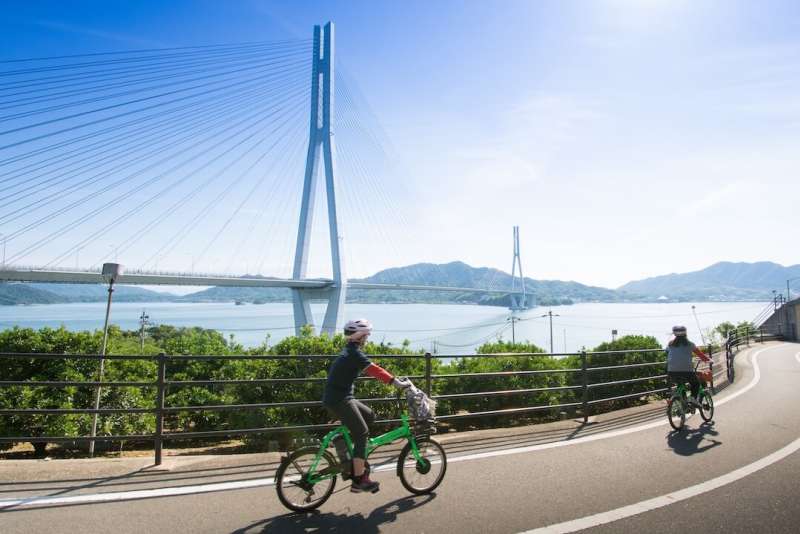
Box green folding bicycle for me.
[666,361,714,431]
[274,390,447,512]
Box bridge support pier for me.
[291,285,345,336]
[291,22,346,336]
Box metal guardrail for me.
[0,339,765,465]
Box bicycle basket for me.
[696,369,712,383]
[405,383,437,425]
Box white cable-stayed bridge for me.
[0,22,528,335]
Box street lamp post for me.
[89,263,123,457]
[541,310,560,354]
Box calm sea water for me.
[0,301,769,355]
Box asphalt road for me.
[1,342,798,534]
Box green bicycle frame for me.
[672,380,709,401]
[304,413,424,484]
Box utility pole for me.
[563,329,567,353]
[541,309,560,354]
[508,315,519,344]
[139,309,150,355]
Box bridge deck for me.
[0,268,523,294]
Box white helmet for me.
[344,318,373,336]
[672,325,687,336]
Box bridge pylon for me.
[291,22,345,336]
[509,226,528,311]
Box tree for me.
[714,321,736,339]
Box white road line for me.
[0,344,781,509]
[521,438,800,534]
[0,477,276,509]
[521,344,798,534]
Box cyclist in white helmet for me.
[322,318,409,493]
[666,325,711,407]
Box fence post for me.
[760,328,764,344]
[580,351,589,424]
[154,352,166,466]
[424,352,432,396]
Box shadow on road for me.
[667,422,721,456]
[233,493,437,534]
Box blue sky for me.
[1,0,799,289]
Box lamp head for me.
[101,263,123,284]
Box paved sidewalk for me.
[0,400,669,496]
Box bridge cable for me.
[5,83,310,264]
[0,56,310,153]
[135,95,309,270]
[0,59,310,184]
[0,44,311,111]
[0,39,311,77]
[0,41,310,95]
[0,54,310,140]
[0,69,309,230]
[0,67,310,217]
[0,38,311,65]
[227,120,308,274]
[73,97,310,269]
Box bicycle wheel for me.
[397,437,447,495]
[667,396,686,430]
[275,447,337,513]
[699,390,714,422]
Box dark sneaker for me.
[350,474,380,493]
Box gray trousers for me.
[327,398,375,459]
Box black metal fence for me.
[0,332,774,465]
